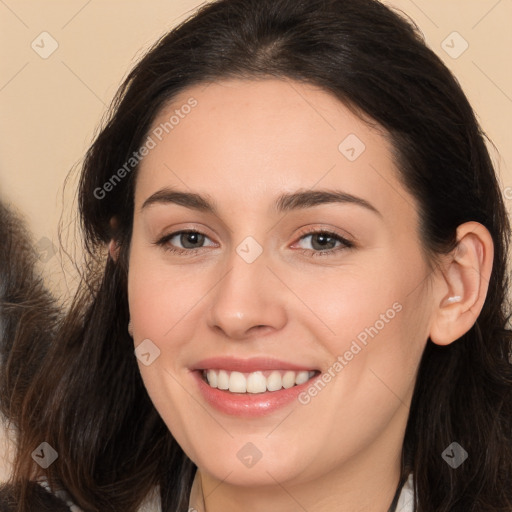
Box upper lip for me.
[192,356,318,373]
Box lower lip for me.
[192,370,319,418]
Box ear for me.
[108,216,120,262]
[109,239,120,261]
[429,221,494,346]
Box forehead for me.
[135,78,418,228]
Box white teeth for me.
[247,371,267,393]
[295,371,310,385]
[204,369,316,393]
[206,369,217,388]
[282,371,296,389]
[266,371,282,392]
[217,370,229,390]
[228,371,247,393]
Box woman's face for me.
[128,78,435,490]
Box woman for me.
[2,0,511,510]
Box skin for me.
[121,78,493,512]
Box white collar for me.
[396,473,415,511]
[36,476,161,512]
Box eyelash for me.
[154,228,354,258]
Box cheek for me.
[292,250,428,407]
[127,246,206,458]
[127,242,209,342]
[279,255,408,351]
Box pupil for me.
[313,234,334,250]
[182,232,203,248]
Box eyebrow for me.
[141,188,382,217]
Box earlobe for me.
[108,216,120,261]
[109,239,120,262]
[429,222,494,346]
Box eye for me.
[292,228,354,257]
[154,230,216,254]
[154,228,354,258]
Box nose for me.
[206,247,288,340]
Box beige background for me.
[1,0,511,481]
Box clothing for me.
[396,473,415,511]
[29,471,415,511]
[33,477,161,511]
[0,481,71,512]
[36,477,83,512]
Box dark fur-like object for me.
[0,201,64,511]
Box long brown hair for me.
[0,202,60,424]
[5,0,512,510]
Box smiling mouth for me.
[201,369,320,394]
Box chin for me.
[185,434,321,488]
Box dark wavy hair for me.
[4,0,512,510]
[0,201,63,511]
[0,202,60,423]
